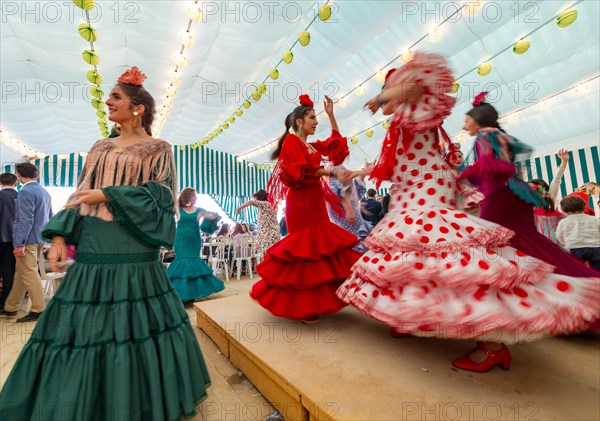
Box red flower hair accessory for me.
[385,68,397,82]
[118,66,147,86]
[472,91,488,107]
[299,94,314,108]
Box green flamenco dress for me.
[167,209,224,301]
[0,181,211,420]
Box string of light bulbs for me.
[236,0,475,161]
[191,1,334,152]
[344,1,584,149]
[153,1,203,138]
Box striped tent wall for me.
[211,195,259,225]
[516,145,599,210]
[25,147,271,198]
[173,145,271,198]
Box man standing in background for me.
[0,173,18,311]
[0,163,53,323]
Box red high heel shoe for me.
[452,342,511,373]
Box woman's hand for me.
[47,236,68,273]
[557,149,569,167]
[65,189,107,207]
[364,96,381,114]
[324,95,335,117]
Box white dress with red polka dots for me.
[337,52,599,343]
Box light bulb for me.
[355,86,366,97]
[400,49,413,63]
[339,98,348,108]
[181,32,195,48]
[170,73,182,86]
[507,113,520,124]
[428,26,443,42]
[575,83,591,94]
[376,70,387,83]
[538,100,552,111]
[463,0,482,16]
[163,98,174,109]
[166,86,177,98]
[175,53,188,68]
[187,6,202,22]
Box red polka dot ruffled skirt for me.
[337,137,600,344]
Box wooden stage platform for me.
[195,294,599,421]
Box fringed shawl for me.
[75,139,177,221]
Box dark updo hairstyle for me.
[178,187,196,208]
[528,179,554,212]
[116,82,156,136]
[253,189,268,201]
[271,104,314,160]
[467,103,504,132]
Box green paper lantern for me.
[73,0,94,10]
[365,129,374,138]
[82,49,100,65]
[217,127,223,134]
[513,39,530,55]
[477,62,492,76]
[91,98,104,109]
[557,9,577,28]
[96,109,107,118]
[90,85,103,98]
[318,5,331,22]
[223,122,229,129]
[258,83,267,94]
[350,136,358,144]
[228,116,235,123]
[78,23,97,42]
[450,81,459,94]
[236,109,243,117]
[252,91,261,101]
[243,100,251,109]
[283,51,293,64]
[87,70,103,84]
[269,68,279,80]
[298,31,310,47]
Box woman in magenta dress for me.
[460,97,600,337]
[251,95,361,322]
[337,52,599,372]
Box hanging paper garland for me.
[557,9,577,28]
[513,39,530,55]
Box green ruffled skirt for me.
[0,217,210,421]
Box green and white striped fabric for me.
[517,145,600,202]
[23,146,271,198]
[211,195,259,225]
[173,145,270,197]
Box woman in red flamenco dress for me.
[337,52,600,372]
[250,95,361,322]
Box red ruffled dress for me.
[250,131,361,320]
[337,52,600,343]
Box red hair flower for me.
[118,66,147,86]
[299,94,314,108]
[472,91,488,107]
[385,68,397,82]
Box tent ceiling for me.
[1,1,598,169]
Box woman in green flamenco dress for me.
[0,67,211,421]
[167,188,224,302]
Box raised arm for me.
[323,95,339,133]
[548,149,569,202]
[364,82,422,114]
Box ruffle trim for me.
[337,274,600,344]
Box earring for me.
[133,111,139,116]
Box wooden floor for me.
[2,276,600,421]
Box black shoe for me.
[0,309,18,318]
[16,311,42,323]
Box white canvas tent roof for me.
[1,1,598,169]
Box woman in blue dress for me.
[167,188,224,302]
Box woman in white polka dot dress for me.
[337,52,600,373]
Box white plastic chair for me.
[230,236,254,281]
[209,237,232,282]
[39,251,66,297]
